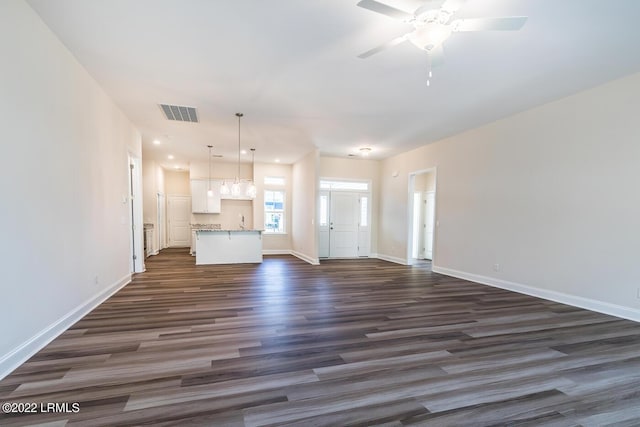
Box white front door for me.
[168,195,191,247]
[329,192,359,258]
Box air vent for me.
[159,104,199,123]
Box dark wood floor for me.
[2,249,640,426]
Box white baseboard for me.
[376,253,408,265]
[0,274,131,381]
[432,266,640,323]
[262,249,292,256]
[291,251,320,265]
[262,249,319,265]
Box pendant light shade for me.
[220,181,230,195]
[246,148,256,198]
[230,112,243,197]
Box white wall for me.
[292,150,320,264]
[0,0,141,378]
[320,156,381,255]
[379,72,640,320]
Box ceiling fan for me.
[357,0,527,70]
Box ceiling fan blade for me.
[452,16,527,32]
[440,0,466,13]
[356,0,414,21]
[358,34,409,58]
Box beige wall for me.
[320,157,381,254]
[378,72,640,319]
[164,170,190,195]
[254,163,293,252]
[1,0,141,377]
[292,150,319,263]
[190,160,252,181]
[414,171,435,192]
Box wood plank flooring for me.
[2,248,640,426]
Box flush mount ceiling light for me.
[359,147,372,157]
[357,0,527,85]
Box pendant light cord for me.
[207,145,213,191]
[236,113,243,181]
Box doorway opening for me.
[408,168,437,267]
[318,179,371,259]
[157,192,166,251]
[128,155,144,273]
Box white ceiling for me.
[27,0,640,168]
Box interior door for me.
[329,192,359,258]
[424,191,435,260]
[167,195,191,247]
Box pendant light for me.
[246,148,256,198]
[207,145,214,197]
[230,112,243,197]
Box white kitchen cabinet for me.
[191,179,221,213]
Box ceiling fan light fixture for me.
[408,23,452,51]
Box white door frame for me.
[128,154,144,273]
[407,167,437,266]
[318,178,372,259]
[157,192,166,250]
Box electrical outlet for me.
[493,264,500,272]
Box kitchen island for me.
[194,229,263,265]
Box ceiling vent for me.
[159,104,199,123]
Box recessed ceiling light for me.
[168,154,174,160]
[241,149,247,155]
[174,165,180,169]
[275,158,280,163]
[153,139,161,145]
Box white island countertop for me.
[195,229,263,265]
[194,229,263,232]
